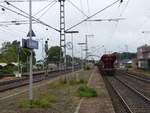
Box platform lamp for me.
[77,42,86,69]
[65,31,79,73]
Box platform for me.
[75,67,115,113]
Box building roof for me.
[0,63,7,67]
[0,62,18,67]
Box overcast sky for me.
[0,0,150,60]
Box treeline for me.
[112,52,137,60]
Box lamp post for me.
[65,31,79,73]
[78,42,86,69]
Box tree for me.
[0,40,36,64]
[0,41,17,63]
[112,52,136,60]
[47,46,63,63]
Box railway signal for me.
[45,38,49,76]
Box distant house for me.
[118,59,133,68]
[0,63,7,68]
[137,44,150,69]
[0,62,18,68]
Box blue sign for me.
[22,39,38,49]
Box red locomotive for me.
[98,54,116,75]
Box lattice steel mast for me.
[59,0,66,70]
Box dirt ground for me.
[0,70,92,113]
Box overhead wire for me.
[0,0,56,26]
[38,0,57,19]
[0,0,51,3]
[66,0,121,31]
[86,0,90,15]
[109,0,130,39]
[67,0,88,18]
[33,0,56,16]
[1,1,59,32]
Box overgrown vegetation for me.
[76,85,97,98]
[69,79,87,85]
[48,77,87,89]
[0,65,17,74]
[125,64,132,68]
[19,95,57,109]
[84,63,93,70]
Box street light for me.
[65,31,79,73]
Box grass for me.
[76,85,97,98]
[19,95,57,109]
[48,82,67,89]
[48,77,88,89]
[69,79,87,85]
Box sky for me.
[0,0,150,60]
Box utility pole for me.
[59,0,66,71]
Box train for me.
[98,54,116,75]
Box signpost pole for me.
[29,0,33,106]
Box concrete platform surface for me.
[76,67,115,113]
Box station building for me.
[137,44,150,69]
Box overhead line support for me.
[59,0,66,70]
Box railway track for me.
[116,71,150,99]
[103,75,150,113]
[103,76,133,113]
[0,68,78,92]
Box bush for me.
[76,85,97,98]
[84,63,93,70]
[126,64,132,68]
[1,66,17,74]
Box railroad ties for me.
[103,71,150,113]
[0,68,77,92]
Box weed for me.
[76,85,97,98]
[19,95,57,109]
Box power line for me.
[119,0,130,17]
[0,0,56,26]
[33,0,56,16]
[86,0,90,15]
[38,0,57,19]
[5,1,59,31]
[109,0,130,39]
[0,1,60,32]
[0,0,51,3]
[66,0,121,31]
[67,0,88,18]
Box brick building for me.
[137,44,150,69]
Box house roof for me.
[0,63,7,67]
